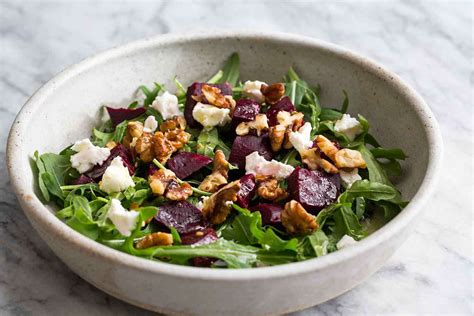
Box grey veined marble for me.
[0,0,472,315]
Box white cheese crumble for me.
[70,139,110,173]
[151,91,182,120]
[192,102,231,127]
[245,151,295,179]
[339,168,362,188]
[289,122,314,153]
[107,199,139,237]
[99,157,135,194]
[336,234,358,249]
[334,114,363,141]
[143,115,158,133]
[242,80,266,103]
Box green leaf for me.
[207,70,224,84]
[370,148,407,160]
[170,227,182,245]
[320,108,343,121]
[340,180,398,203]
[216,53,240,86]
[340,90,349,113]
[307,229,330,257]
[112,120,128,143]
[92,128,113,147]
[196,128,220,157]
[140,82,163,107]
[332,205,367,240]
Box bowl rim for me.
[6,31,443,281]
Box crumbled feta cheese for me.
[339,168,362,188]
[143,115,158,133]
[289,122,313,153]
[242,80,266,103]
[192,102,231,127]
[336,234,358,249]
[334,114,363,141]
[134,88,147,107]
[70,139,110,173]
[99,157,135,194]
[151,91,182,120]
[107,199,139,237]
[245,151,295,179]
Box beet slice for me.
[70,174,95,185]
[266,96,296,126]
[231,99,260,128]
[181,227,218,267]
[229,134,273,169]
[250,203,283,227]
[106,106,146,127]
[236,174,256,208]
[184,82,232,127]
[181,227,218,246]
[154,201,207,234]
[166,152,212,179]
[85,144,134,180]
[287,167,340,214]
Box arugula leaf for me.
[139,83,163,107]
[307,229,330,257]
[284,67,321,133]
[340,90,349,113]
[370,148,407,160]
[320,108,343,121]
[340,180,398,203]
[216,52,240,86]
[92,128,114,147]
[207,70,224,84]
[196,128,229,157]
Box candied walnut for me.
[165,179,193,201]
[165,129,191,151]
[300,148,338,174]
[123,121,144,148]
[198,150,230,193]
[135,132,154,162]
[269,125,286,152]
[268,111,305,152]
[135,232,173,249]
[149,169,176,195]
[194,84,232,108]
[315,135,339,161]
[160,116,187,132]
[202,180,241,224]
[236,114,269,136]
[281,200,318,236]
[256,175,288,202]
[149,169,192,201]
[261,83,285,104]
[334,149,367,169]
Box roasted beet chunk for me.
[231,99,260,127]
[85,144,134,180]
[181,227,218,246]
[250,203,283,227]
[106,106,146,127]
[181,227,218,267]
[236,174,257,208]
[167,152,212,179]
[287,167,340,214]
[154,201,207,234]
[229,134,273,169]
[266,96,296,126]
[184,82,233,127]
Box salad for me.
[33,53,407,268]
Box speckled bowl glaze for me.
[7,32,442,315]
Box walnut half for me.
[256,175,288,202]
[281,200,318,236]
[198,150,230,193]
[269,111,305,152]
[149,169,192,201]
[202,180,241,224]
[236,114,269,136]
[135,232,173,249]
[300,148,338,174]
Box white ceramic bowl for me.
[7,32,442,315]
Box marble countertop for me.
[1,0,472,315]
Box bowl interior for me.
[21,35,429,205]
